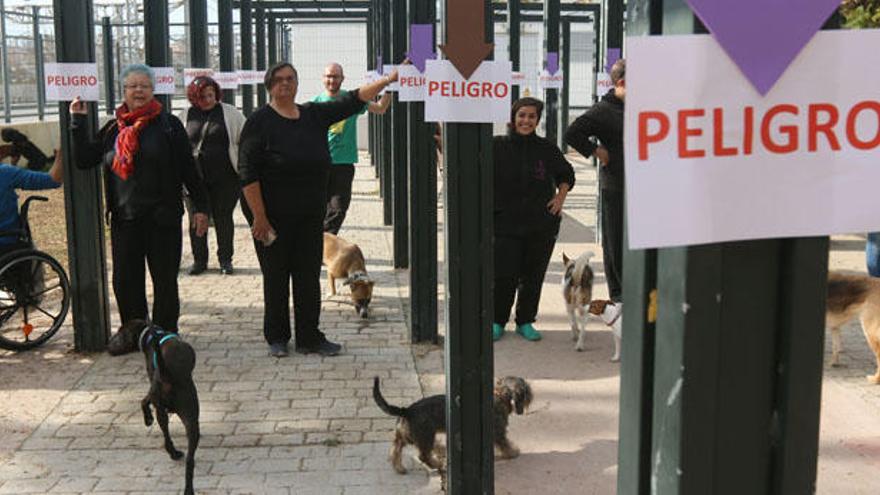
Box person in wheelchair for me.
[0,144,63,257]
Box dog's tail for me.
[373,376,408,418]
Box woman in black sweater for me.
[70,64,208,333]
[493,97,575,342]
[238,62,398,358]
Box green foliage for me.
[841,0,880,28]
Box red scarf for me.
[112,99,163,180]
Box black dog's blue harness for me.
[138,324,179,369]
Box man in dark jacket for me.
[565,59,625,302]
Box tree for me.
[841,0,880,28]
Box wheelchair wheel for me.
[0,250,70,351]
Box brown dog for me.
[323,232,374,318]
[826,271,880,383]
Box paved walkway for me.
[1,153,880,494]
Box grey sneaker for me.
[268,342,289,357]
[295,339,342,357]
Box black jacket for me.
[565,89,624,191]
[493,130,575,237]
[71,112,208,225]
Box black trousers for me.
[600,188,624,302]
[110,216,182,332]
[323,164,355,235]
[250,209,327,347]
[494,233,557,325]
[187,178,240,266]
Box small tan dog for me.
[323,232,374,318]
[826,271,880,383]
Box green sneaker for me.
[492,323,505,341]
[515,323,542,341]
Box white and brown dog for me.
[826,271,880,383]
[323,232,374,318]
[587,300,622,362]
[562,251,594,351]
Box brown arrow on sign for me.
[440,0,494,80]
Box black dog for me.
[108,320,200,495]
[1,128,53,171]
[372,375,533,475]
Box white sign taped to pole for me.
[382,65,400,91]
[183,68,214,86]
[625,30,880,249]
[538,70,563,90]
[424,60,511,123]
[44,63,100,101]
[237,70,264,85]
[397,65,427,102]
[213,71,240,89]
[152,67,176,94]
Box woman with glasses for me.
[178,76,246,276]
[238,61,398,358]
[69,64,208,334]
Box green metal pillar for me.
[443,0,495,491]
[366,8,376,165]
[617,1,834,494]
[240,0,254,115]
[391,0,409,268]
[54,0,111,352]
[189,0,208,67]
[218,0,235,103]
[34,7,46,121]
[507,0,520,101]
[606,0,624,63]
[268,17,277,66]
[542,0,559,145]
[0,0,10,123]
[407,0,438,343]
[255,6,266,107]
[144,0,171,109]
[101,16,114,115]
[560,19,570,152]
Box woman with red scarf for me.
[69,64,208,333]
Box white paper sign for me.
[183,68,214,86]
[44,63,100,101]
[152,67,176,94]
[625,30,880,249]
[397,65,427,102]
[424,60,512,123]
[511,71,526,86]
[538,70,563,90]
[213,71,239,89]
[364,71,386,95]
[237,70,264,85]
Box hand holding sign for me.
[69,96,87,115]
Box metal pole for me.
[218,0,235,103]
[443,0,495,491]
[0,0,12,123]
[507,0,520,101]
[240,0,254,115]
[54,0,111,352]
[34,7,46,121]
[366,10,375,163]
[101,16,115,115]
[255,6,267,107]
[408,0,438,343]
[560,19,570,152]
[189,0,209,67]
[391,0,408,268]
[143,0,171,109]
[380,0,393,226]
[267,17,277,66]
[543,0,560,145]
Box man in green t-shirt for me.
[312,62,391,234]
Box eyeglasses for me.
[124,83,152,90]
[272,76,297,84]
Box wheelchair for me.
[0,196,71,351]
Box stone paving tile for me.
[0,159,437,494]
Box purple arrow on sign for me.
[605,48,621,73]
[546,52,559,75]
[376,55,383,75]
[407,24,436,73]
[686,0,839,95]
